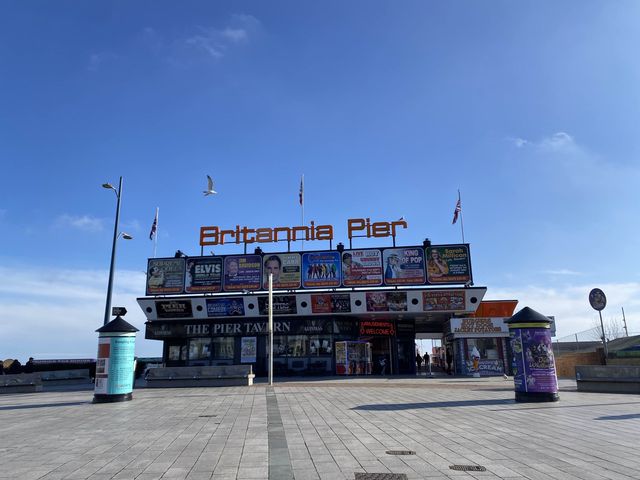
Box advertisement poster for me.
[510,328,558,393]
[258,295,298,315]
[311,294,351,314]
[156,300,193,319]
[241,337,257,363]
[262,253,301,289]
[302,252,341,288]
[381,248,426,286]
[223,255,261,291]
[146,258,186,295]
[94,337,110,395]
[423,290,466,311]
[95,335,135,395]
[185,257,223,293]
[366,292,388,312]
[206,298,245,317]
[107,336,136,395]
[426,245,472,285]
[465,359,504,376]
[342,249,383,287]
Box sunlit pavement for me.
[1,376,639,479]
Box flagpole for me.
[458,190,465,244]
[153,207,159,258]
[301,174,305,251]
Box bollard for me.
[507,307,559,402]
[93,316,139,403]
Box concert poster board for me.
[223,255,261,292]
[146,258,186,295]
[381,247,426,286]
[185,257,223,293]
[341,249,383,287]
[311,293,351,314]
[301,251,341,288]
[155,299,193,318]
[206,298,245,317]
[365,292,408,312]
[258,295,298,315]
[262,253,301,289]
[422,290,466,311]
[425,244,472,285]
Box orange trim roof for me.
[469,300,518,318]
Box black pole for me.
[104,176,122,326]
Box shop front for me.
[145,315,419,376]
[138,218,485,377]
[444,300,518,376]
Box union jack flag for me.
[149,209,158,240]
[299,175,304,206]
[452,198,461,224]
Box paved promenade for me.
[1,376,639,480]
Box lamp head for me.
[121,232,133,240]
[102,183,115,190]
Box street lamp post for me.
[102,177,132,325]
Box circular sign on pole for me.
[589,288,607,311]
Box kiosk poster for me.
[311,294,351,314]
[302,252,341,288]
[241,337,257,363]
[185,257,223,293]
[206,298,245,317]
[94,335,136,395]
[382,248,426,285]
[223,255,261,291]
[423,290,466,311]
[342,249,383,287]
[156,299,193,318]
[262,253,301,290]
[258,295,298,315]
[510,327,558,393]
[426,245,472,285]
[146,258,186,295]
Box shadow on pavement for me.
[0,401,90,411]
[595,413,640,421]
[352,398,514,410]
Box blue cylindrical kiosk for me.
[93,316,139,403]
[507,307,559,402]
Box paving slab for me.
[0,377,639,479]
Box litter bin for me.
[507,307,559,402]
[93,316,139,403]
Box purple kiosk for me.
[507,307,559,402]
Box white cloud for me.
[0,267,156,361]
[542,269,582,276]
[508,131,577,153]
[538,131,576,152]
[56,214,105,232]
[487,282,640,339]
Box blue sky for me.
[1,2,639,360]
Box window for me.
[467,338,499,359]
[287,335,307,357]
[168,345,187,361]
[212,337,234,359]
[189,338,211,360]
[309,336,332,356]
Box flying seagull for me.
[203,175,217,196]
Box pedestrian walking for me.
[415,353,423,373]
[446,347,453,375]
